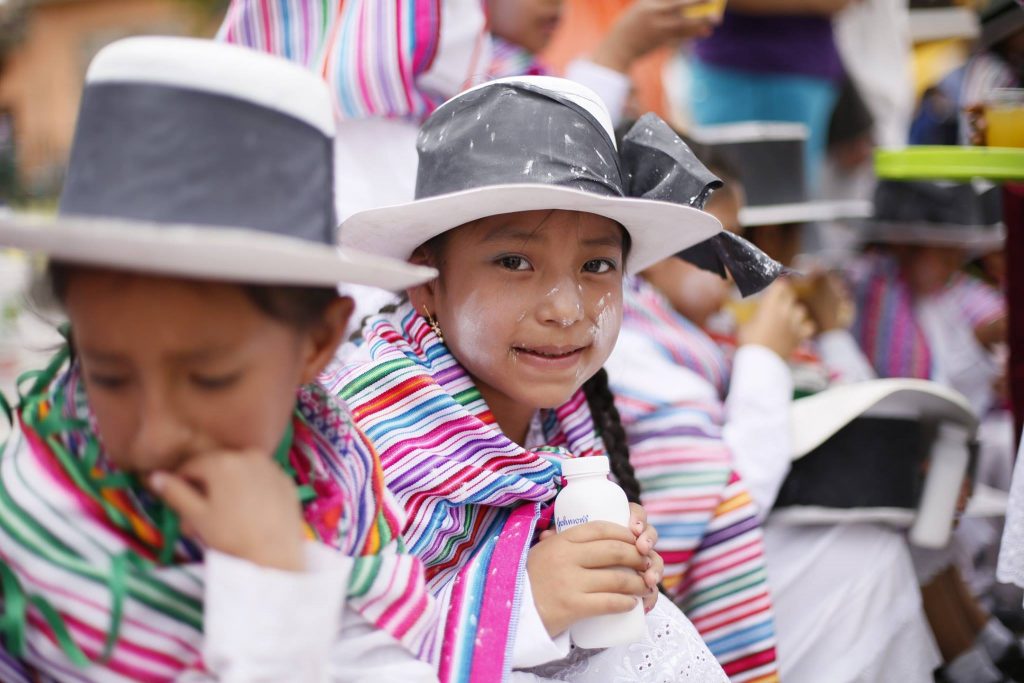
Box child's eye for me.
[583,259,616,274]
[191,373,241,390]
[498,255,532,271]
[86,374,130,390]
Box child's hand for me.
[739,280,815,360]
[964,103,987,146]
[528,522,649,637]
[150,451,306,572]
[798,271,854,333]
[594,0,717,73]
[974,315,1008,350]
[629,503,664,612]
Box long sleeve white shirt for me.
[179,543,437,682]
[722,344,795,517]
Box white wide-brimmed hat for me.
[0,37,435,291]
[339,76,728,274]
[774,379,980,548]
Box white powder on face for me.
[576,291,622,384]
[447,288,501,374]
[591,292,622,354]
[544,285,584,328]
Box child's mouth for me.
[512,344,586,368]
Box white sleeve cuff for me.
[564,59,631,126]
[723,344,794,515]
[203,542,349,680]
[512,571,572,669]
[729,344,793,410]
[816,329,877,383]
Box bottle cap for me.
[561,455,611,478]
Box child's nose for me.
[129,396,193,474]
[537,280,585,328]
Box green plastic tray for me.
[875,146,1024,182]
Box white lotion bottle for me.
[554,455,647,648]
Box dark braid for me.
[582,367,642,504]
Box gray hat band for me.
[60,83,335,244]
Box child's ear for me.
[299,296,354,383]
[407,245,440,319]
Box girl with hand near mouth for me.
[0,38,440,683]
[323,77,733,681]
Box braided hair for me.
[582,367,641,504]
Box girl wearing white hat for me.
[0,37,442,682]
[602,160,954,683]
[323,76,743,681]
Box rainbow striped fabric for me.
[320,304,606,683]
[849,252,934,380]
[0,350,436,681]
[486,36,545,81]
[850,253,1006,380]
[218,0,488,122]
[946,272,1006,331]
[611,278,779,683]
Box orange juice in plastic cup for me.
[790,277,816,303]
[682,0,727,20]
[724,298,759,326]
[986,89,1024,148]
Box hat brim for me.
[860,220,1006,254]
[770,481,1006,526]
[791,378,977,460]
[339,184,723,274]
[770,505,916,527]
[740,199,873,228]
[0,211,437,291]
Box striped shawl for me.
[218,0,488,122]
[320,304,606,683]
[0,348,435,681]
[610,278,779,683]
[850,252,1006,380]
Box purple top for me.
[694,11,844,82]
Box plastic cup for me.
[682,0,727,20]
[789,277,816,302]
[724,297,758,326]
[986,89,1024,148]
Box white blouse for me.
[180,542,437,682]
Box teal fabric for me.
[689,59,839,192]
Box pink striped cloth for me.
[0,352,438,681]
[610,278,779,683]
[320,304,607,682]
[946,272,1006,330]
[218,0,490,122]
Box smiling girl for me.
[0,38,441,682]
[323,76,733,681]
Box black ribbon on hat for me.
[677,231,785,297]
[415,84,781,294]
[620,115,783,296]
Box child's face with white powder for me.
[410,209,625,440]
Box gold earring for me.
[422,305,445,344]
